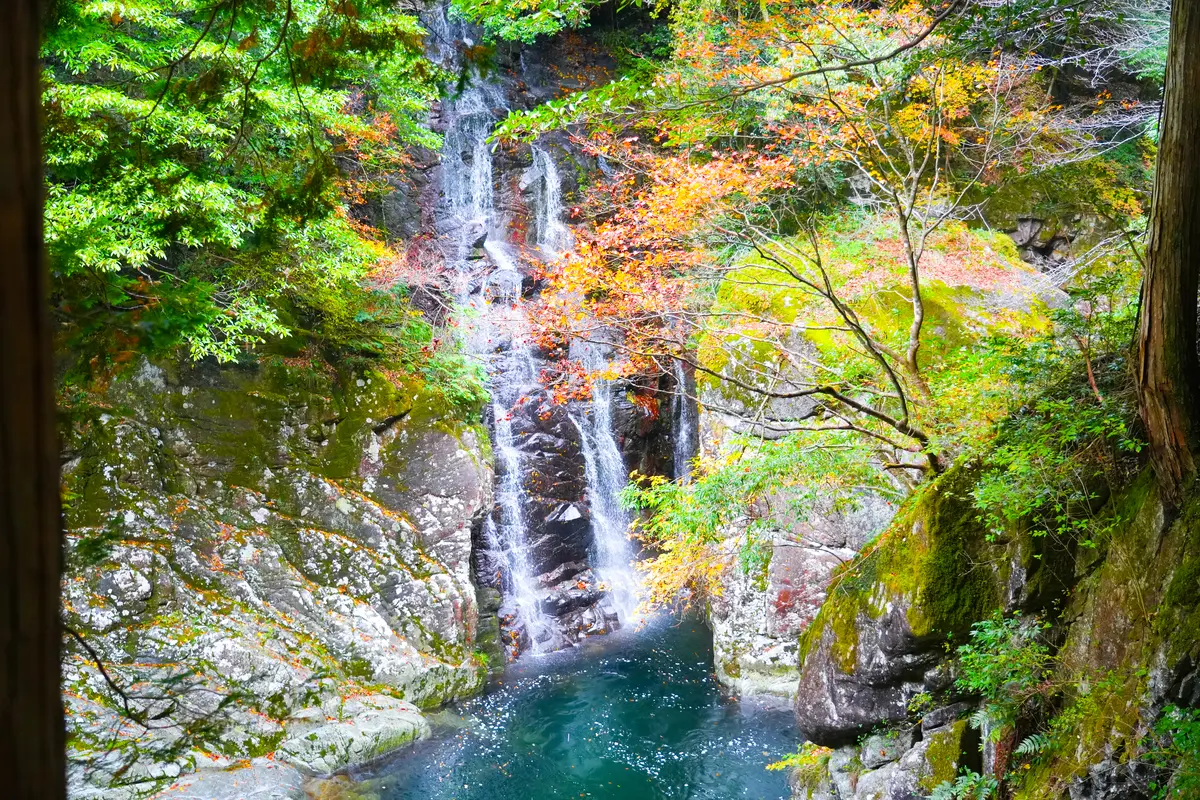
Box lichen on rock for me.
[61,357,493,797]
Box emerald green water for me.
[356,616,798,800]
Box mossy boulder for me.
[276,695,431,775]
[793,463,1006,746]
[61,356,493,796]
[789,462,1200,800]
[806,720,971,800]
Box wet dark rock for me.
[921,701,974,731]
[860,726,918,769]
[607,379,674,478]
[525,509,591,575]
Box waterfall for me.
[571,381,641,622]
[428,5,555,653]
[672,359,698,482]
[425,2,648,657]
[487,400,553,649]
[529,145,573,254]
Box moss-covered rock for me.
[793,462,1007,745]
[1007,475,1200,800]
[61,356,493,796]
[789,462,1200,800]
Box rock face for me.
[61,358,491,796]
[508,394,592,577]
[609,381,676,481]
[787,463,1200,800]
[708,486,897,698]
[696,396,900,698]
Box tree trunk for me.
[1137,0,1200,505]
[0,1,67,797]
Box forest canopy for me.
[43,0,485,408]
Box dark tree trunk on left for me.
[1137,0,1200,504]
[0,1,67,797]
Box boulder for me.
[793,465,1004,746]
[277,695,430,775]
[154,760,305,800]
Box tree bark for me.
[0,1,67,797]
[1137,0,1200,504]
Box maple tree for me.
[525,1,1137,465]
[495,0,1158,600]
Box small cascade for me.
[572,380,641,621]
[485,398,554,649]
[672,359,698,482]
[482,239,523,303]
[425,2,649,658]
[529,145,573,254]
[440,88,500,274]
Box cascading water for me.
[529,145,573,254]
[485,398,554,648]
[426,2,644,657]
[672,359,698,482]
[360,16,799,798]
[426,5,557,653]
[571,379,641,622]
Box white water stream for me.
[429,6,640,654]
[571,380,641,622]
[672,359,698,482]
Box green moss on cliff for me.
[799,461,1003,674]
[921,720,970,791]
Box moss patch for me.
[799,461,1004,675]
[921,719,970,791]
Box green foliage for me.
[1014,732,1053,757]
[971,266,1143,548]
[1146,706,1200,799]
[907,691,934,714]
[44,0,443,379]
[971,394,1138,547]
[622,430,897,575]
[930,769,1001,800]
[955,612,1054,738]
[767,742,831,797]
[383,304,489,416]
[450,0,602,42]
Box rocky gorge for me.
[59,7,679,796]
[52,3,1200,800]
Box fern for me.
[1015,732,1054,757]
[930,769,1000,800]
[968,707,993,731]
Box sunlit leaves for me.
[451,0,601,42]
[44,0,441,371]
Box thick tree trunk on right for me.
[1136,0,1200,504]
